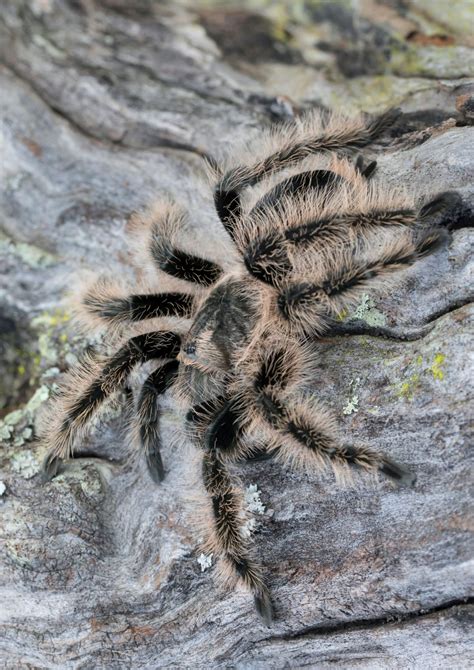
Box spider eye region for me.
[183,342,196,357]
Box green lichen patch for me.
[0,384,51,449]
[28,308,81,376]
[31,309,72,369]
[396,373,421,401]
[0,231,57,269]
[347,294,387,328]
[1,307,75,416]
[11,450,40,479]
[391,43,474,79]
[343,377,360,415]
[430,353,446,381]
[408,0,474,45]
[330,75,429,114]
[392,351,448,402]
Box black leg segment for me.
[84,292,195,322]
[150,236,222,286]
[137,360,180,483]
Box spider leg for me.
[186,396,248,462]
[135,360,180,483]
[41,331,181,480]
[249,154,379,222]
[264,394,413,485]
[250,348,414,486]
[201,421,273,624]
[214,108,400,238]
[185,394,272,622]
[187,396,275,463]
[82,282,195,326]
[241,188,454,290]
[249,169,344,220]
[130,200,223,287]
[151,244,222,287]
[277,227,443,336]
[243,446,278,463]
[284,189,458,248]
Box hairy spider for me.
[40,108,455,624]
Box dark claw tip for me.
[354,155,377,180]
[146,451,165,484]
[419,191,462,225]
[41,454,63,483]
[369,107,402,136]
[380,457,416,488]
[362,160,377,179]
[254,590,274,627]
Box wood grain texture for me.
[0,1,472,667]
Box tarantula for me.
[40,108,454,624]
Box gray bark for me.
[0,1,473,668]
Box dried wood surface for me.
[0,1,473,668]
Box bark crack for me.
[0,59,215,159]
[268,598,474,643]
[329,300,472,342]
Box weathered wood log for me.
[0,1,472,667]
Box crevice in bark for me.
[270,598,474,642]
[0,60,216,159]
[328,320,432,342]
[328,300,472,342]
[426,298,474,324]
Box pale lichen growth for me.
[14,427,33,447]
[0,481,6,497]
[241,484,266,538]
[197,553,213,572]
[0,423,13,441]
[30,0,54,18]
[11,450,40,479]
[0,231,57,268]
[343,377,360,415]
[349,294,387,328]
[0,384,51,448]
[242,517,258,539]
[245,484,266,515]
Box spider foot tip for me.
[254,590,274,627]
[380,457,416,488]
[146,452,166,484]
[41,454,63,483]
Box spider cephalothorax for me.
[40,108,456,624]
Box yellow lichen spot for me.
[396,373,420,400]
[336,308,349,321]
[400,382,411,398]
[57,309,70,324]
[17,365,26,376]
[431,353,446,381]
[59,333,68,343]
[416,355,423,366]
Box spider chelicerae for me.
[40,108,455,624]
